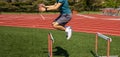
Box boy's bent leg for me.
[52,22,72,40]
[52,22,65,31]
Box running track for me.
[0,14,120,36]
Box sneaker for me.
[65,26,72,40]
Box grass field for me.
[0,26,120,57]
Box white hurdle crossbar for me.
[95,32,112,57]
[97,33,112,42]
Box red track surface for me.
[0,14,120,36]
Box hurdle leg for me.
[95,33,99,57]
[48,33,53,57]
[107,39,110,57]
[48,34,50,57]
[95,33,98,53]
[50,39,53,57]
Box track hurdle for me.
[48,32,54,57]
[95,32,112,57]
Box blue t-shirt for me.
[57,0,71,14]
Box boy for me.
[39,0,72,40]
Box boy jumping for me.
[39,0,72,40]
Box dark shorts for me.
[53,14,72,26]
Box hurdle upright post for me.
[48,33,50,57]
[107,39,110,57]
[48,33,53,57]
[48,32,54,57]
[50,37,53,57]
[95,33,98,52]
[95,33,98,56]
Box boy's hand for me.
[38,4,46,12]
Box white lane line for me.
[77,14,120,20]
[77,14,96,18]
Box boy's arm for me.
[45,3,62,11]
[45,3,57,8]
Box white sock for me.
[65,26,69,32]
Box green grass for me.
[0,26,120,57]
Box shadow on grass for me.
[90,50,99,57]
[53,46,69,57]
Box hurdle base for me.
[100,55,118,57]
